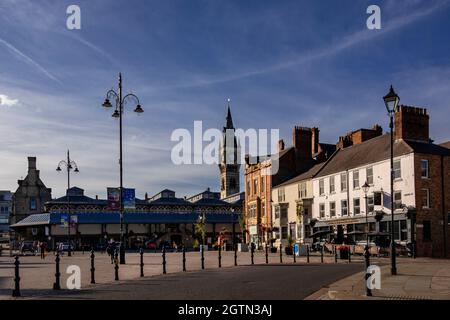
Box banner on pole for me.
[122,188,136,211]
[107,187,120,211]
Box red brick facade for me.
[414,153,450,258]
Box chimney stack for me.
[293,126,313,160]
[395,105,429,142]
[278,139,285,152]
[311,127,319,155]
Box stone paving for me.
[306,258,450,300]
[0,249,372,299]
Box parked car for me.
[145,240,157,250]
[20,241,37,255]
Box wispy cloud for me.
[0,94,18,107]
[161,0,449,89]
[0,37,61,84]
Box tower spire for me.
[224,98,234,130]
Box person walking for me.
[40,241,46,259]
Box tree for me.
[194,215,206,245]
[238,214,247,243]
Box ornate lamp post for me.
[362,181,372,296]
[56,150,79,257]
[383,85,400,276]
[102,73,144,264]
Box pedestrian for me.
[40,241,46,259]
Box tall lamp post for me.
[362,181,372,296]
[102,73,144,264]
[383,85,400,276]
[56,150,79,257]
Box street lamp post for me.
[56,150,79,257]
[383,85,400,276]
[362,181,372,296]
[102,73,144,265]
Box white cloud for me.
[0,94,18,107]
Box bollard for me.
[218,245,222,268]
[234,244,237,266]
[335,248,338,263]
[53,252,61,290]
[114,250,119,281]
[348,247,351,263]
[140,248,144,277]
[201,245,205,270]
[279,244,283,263]
[364,245,372,296]
[182,246,186,272]
[293,246,296,263]
[251,243,254,265]
[320,246,324,263]
[306,245,310,263]
[12,255,21,297]
[90,249,96,284]
[265,244,268,264]
[162,246,167,274]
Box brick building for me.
[310,106,450,258]
[244,126,334,247]
[11,157,52,226]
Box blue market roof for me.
[12,212,240,227]
[10,213,50,227]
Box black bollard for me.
[348,246,351,263]
[12,255,21,297]
[114,250,119,281]
[279,244,283,263]
[162,246,167,274]
[201,245,205,270]
[306,245,310,263]
[265,244,268,264]
[364,245,372,296]
[335,248,338,263]
[90,249,96,284]
[182,246,186,272]
[320,246,324,263]
[251,243,254,265]
[53,252,61,290]
[140,248,144,277]
[293,246,296,263]
[218,244,222,268]
[234,244,238,266]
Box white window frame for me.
[421,188,430,209]
[330,202,336,217]
[340,172,347,192]
[421,160,429,179]
[366,167,374,185]
[329,176,335,194]
[353,170,359,189]
[353,198,360,215]
[341,200,348,216]
[393,160,401,179]
[319,203,325,218]
[319,179,325,196]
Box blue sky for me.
[1,0,450,199]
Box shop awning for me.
[309,230,332,238]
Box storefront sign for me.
[249,225,257,235]
[60,214,68,228]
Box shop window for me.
[281,227,288,239]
